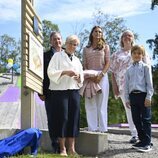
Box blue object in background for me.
[13,63,20,70]
[16,67,21,74]
[0,128,42,158]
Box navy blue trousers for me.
[50,90,80,138]
[129,92,151,146]
[45,90,59,153]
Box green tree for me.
[151,0,158,9]
[148,0,158,64]
[92,10,126,53]
[145,0,158,123]
[0,34,20,72]
[42,20,59,51]
[77,10,138,56]
[147,34,158,62]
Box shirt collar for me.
[64,51,74,61]
[133,60,143,66]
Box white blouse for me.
[47,50,84,90]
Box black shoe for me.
[136,145,152,152]
[129,136,138,144]
[52,138,60,153]
[132,141,143,149]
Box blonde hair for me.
[131,45,145,56]
[66,35,80,45]
[120,30,134,48]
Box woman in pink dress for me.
[82,26,110,132]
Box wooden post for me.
[21,87,35,128]
[21,0,35,129]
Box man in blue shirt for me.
[125,45,154,152]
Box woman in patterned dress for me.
[110,30,138,143]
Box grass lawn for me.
[11,154,70,157]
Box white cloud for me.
[0,0,151,23]
[0,0,21,22]
[34,0,151,22]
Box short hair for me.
[131,45,145,56]
[120,30,134,48]
[66,35,80,45]
[50,31,61,40]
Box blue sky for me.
[0,0,158,64]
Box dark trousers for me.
[50,90,80,138]
[45,91,59,153]
[129,92,151,146]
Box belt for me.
[131,90,142,94]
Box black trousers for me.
[45,91,59,153]
[50,90,80,138]
[129,92,151,146]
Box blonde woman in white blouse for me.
[47,35,83,157]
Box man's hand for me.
[39,95,45,101]
[145,99,151,107]
[126,102,131,109]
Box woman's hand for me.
[62,70,76,77]
[73,73,81,83]
[62,70,81,82]
[87,72,103,83]
[95,72,103,83]
[111,73,120,97]
[88,76,97,82]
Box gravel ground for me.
[96,133,158,158]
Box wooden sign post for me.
[21,0,43,129]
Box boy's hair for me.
[131,45,145,56]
